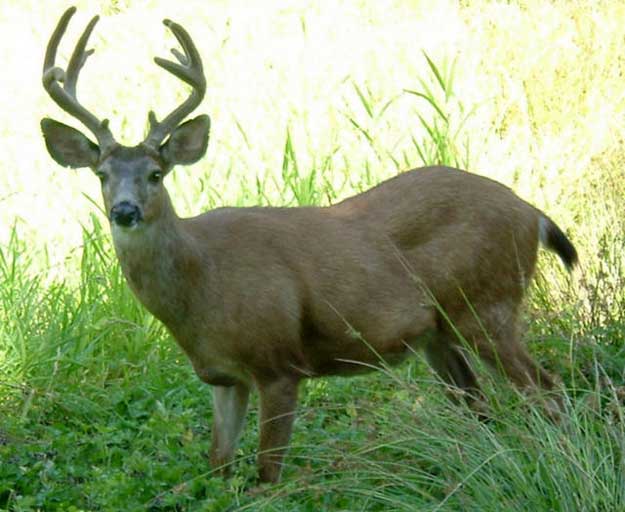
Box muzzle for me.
[110,201,142,227]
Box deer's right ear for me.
[159,115,210,166]
[41,118,100,169]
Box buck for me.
[41,7,577,483]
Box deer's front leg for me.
[210,382,250,476]
[256,376,300,483]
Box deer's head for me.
[41,7,209,230]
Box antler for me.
[143,19,206,148]
[42,7,116,152]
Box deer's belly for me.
[303,328,435,377]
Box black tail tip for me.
[542,217,578,270]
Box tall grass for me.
[1,0,625,510]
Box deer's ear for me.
[41,118,100,168]
[160,115,210,166]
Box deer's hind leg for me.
[424,331,487,414]
[465,301,557,391]
[451,300,561,415]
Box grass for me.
[2,0,625,510]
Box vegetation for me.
[1,0,624,510]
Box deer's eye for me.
[95,171,108,184]
[149,171,162,184]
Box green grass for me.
[2,0,625,510]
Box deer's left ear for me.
[160,115,210,166]
[41,118,100,169]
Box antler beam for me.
[143,20,207,148]
[42,6,116,152]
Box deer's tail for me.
[538,215,578,270]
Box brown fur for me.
[40,8,577,484]
[109,165,574,483]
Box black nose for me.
[110,201,142,227]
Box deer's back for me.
[333,166,541,299]
[179,166,541,378]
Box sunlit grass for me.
[3,0,624,273]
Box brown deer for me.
[41,7,577,484]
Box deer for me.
[41,7,577,484]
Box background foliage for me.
[1,0,624,510]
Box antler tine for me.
[65,15,98,97]
[143,20,206,148]
[42,7,115,152]
[43,6,75,72]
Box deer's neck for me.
[110,194,204,329]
